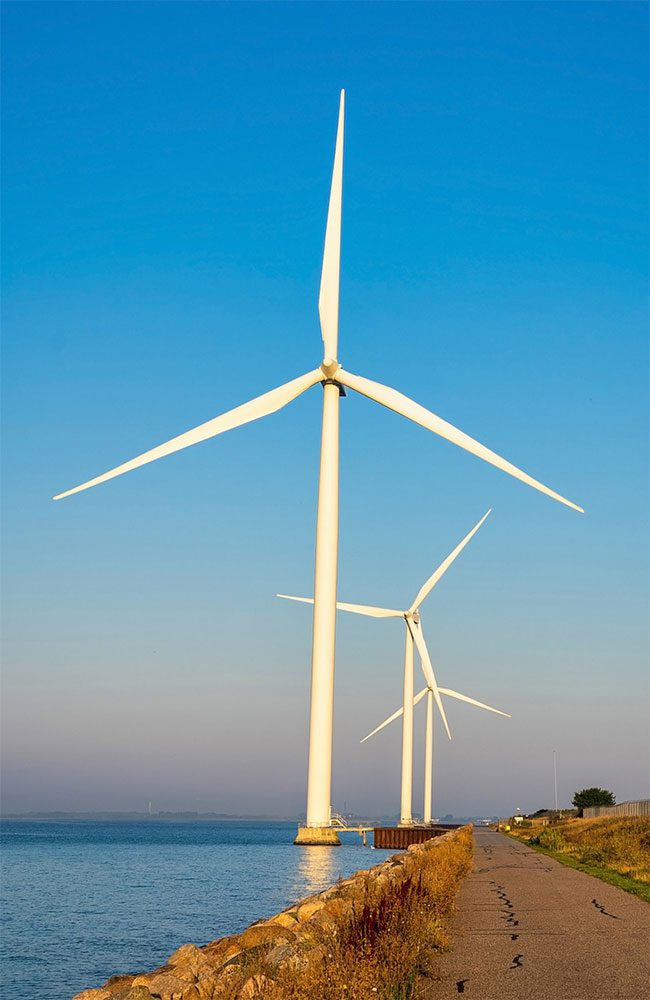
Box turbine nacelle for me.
[320,359,340,378]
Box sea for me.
[0,818,387,1000]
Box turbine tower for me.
[360,639,510,825]
[53,92,582,846]
[278,507,493,826]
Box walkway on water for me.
[419,828,650,1000]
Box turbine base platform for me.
[294,825,341,846]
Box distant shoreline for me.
[0,811,491,823]
[0,812,302,822]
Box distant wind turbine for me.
[53,92,582,844]
[361,657,510,825]
[278,507,493,824]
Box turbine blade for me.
[336,600,402,618]
[276,595,402,618]
[53,369,322,500]
[318,90,345,361]
[439,687,511,718]
[413,687,428,708]
[337,369,583,513]
[360,705,404,743]
[407,619,452,740]
[409,509,492,613]
[360,688,427,744]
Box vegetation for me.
[572,787,616,815]
[262,825,474,1000]
[509,816,650,902]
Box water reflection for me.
[290,846,339,899]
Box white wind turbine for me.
[278,507,495,825]
[360,639,510,826]
[53,91,582,843]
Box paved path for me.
[419,829,650,1000]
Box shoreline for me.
[73,825,473,1000]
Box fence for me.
[583,799,649,819]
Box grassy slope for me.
[508,816,650,903]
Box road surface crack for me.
[591,898,619,919]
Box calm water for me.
[0,819,384,1000]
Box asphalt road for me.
[419,828,650,1000]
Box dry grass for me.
[263,826,474,1000]
[512,816,650,884]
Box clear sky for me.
[2,2,648,818]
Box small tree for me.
[572,787,616,816]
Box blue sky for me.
[2,2,648,817]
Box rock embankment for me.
[73,827,470,1000]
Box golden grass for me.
[513,816,650,884]
[263,826,474,1000]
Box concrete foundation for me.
[294,825,341,846]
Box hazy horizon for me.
[2,3,648,821]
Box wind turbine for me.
[278,507,493,825]
[360,654,510,825]
[53,92,582,845]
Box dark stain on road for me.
[455,980,468,993]
[592,898,619,919]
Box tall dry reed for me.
[265,826,473,1000]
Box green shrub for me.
[535,828,566,851]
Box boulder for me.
[106,977,137,990]
[131,967,196,997]
[220,948,243,969]
[319,897,350,921]
[269,910,298,929]
[113,990,157,1000]
[265,941,301,970]
[296,899,325,922]
[167,944,215,977]
[237,923,294,949]
[197,966,240,998]
[237,974,271,999]
[202,937,238,966]
[168,944,200,966]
